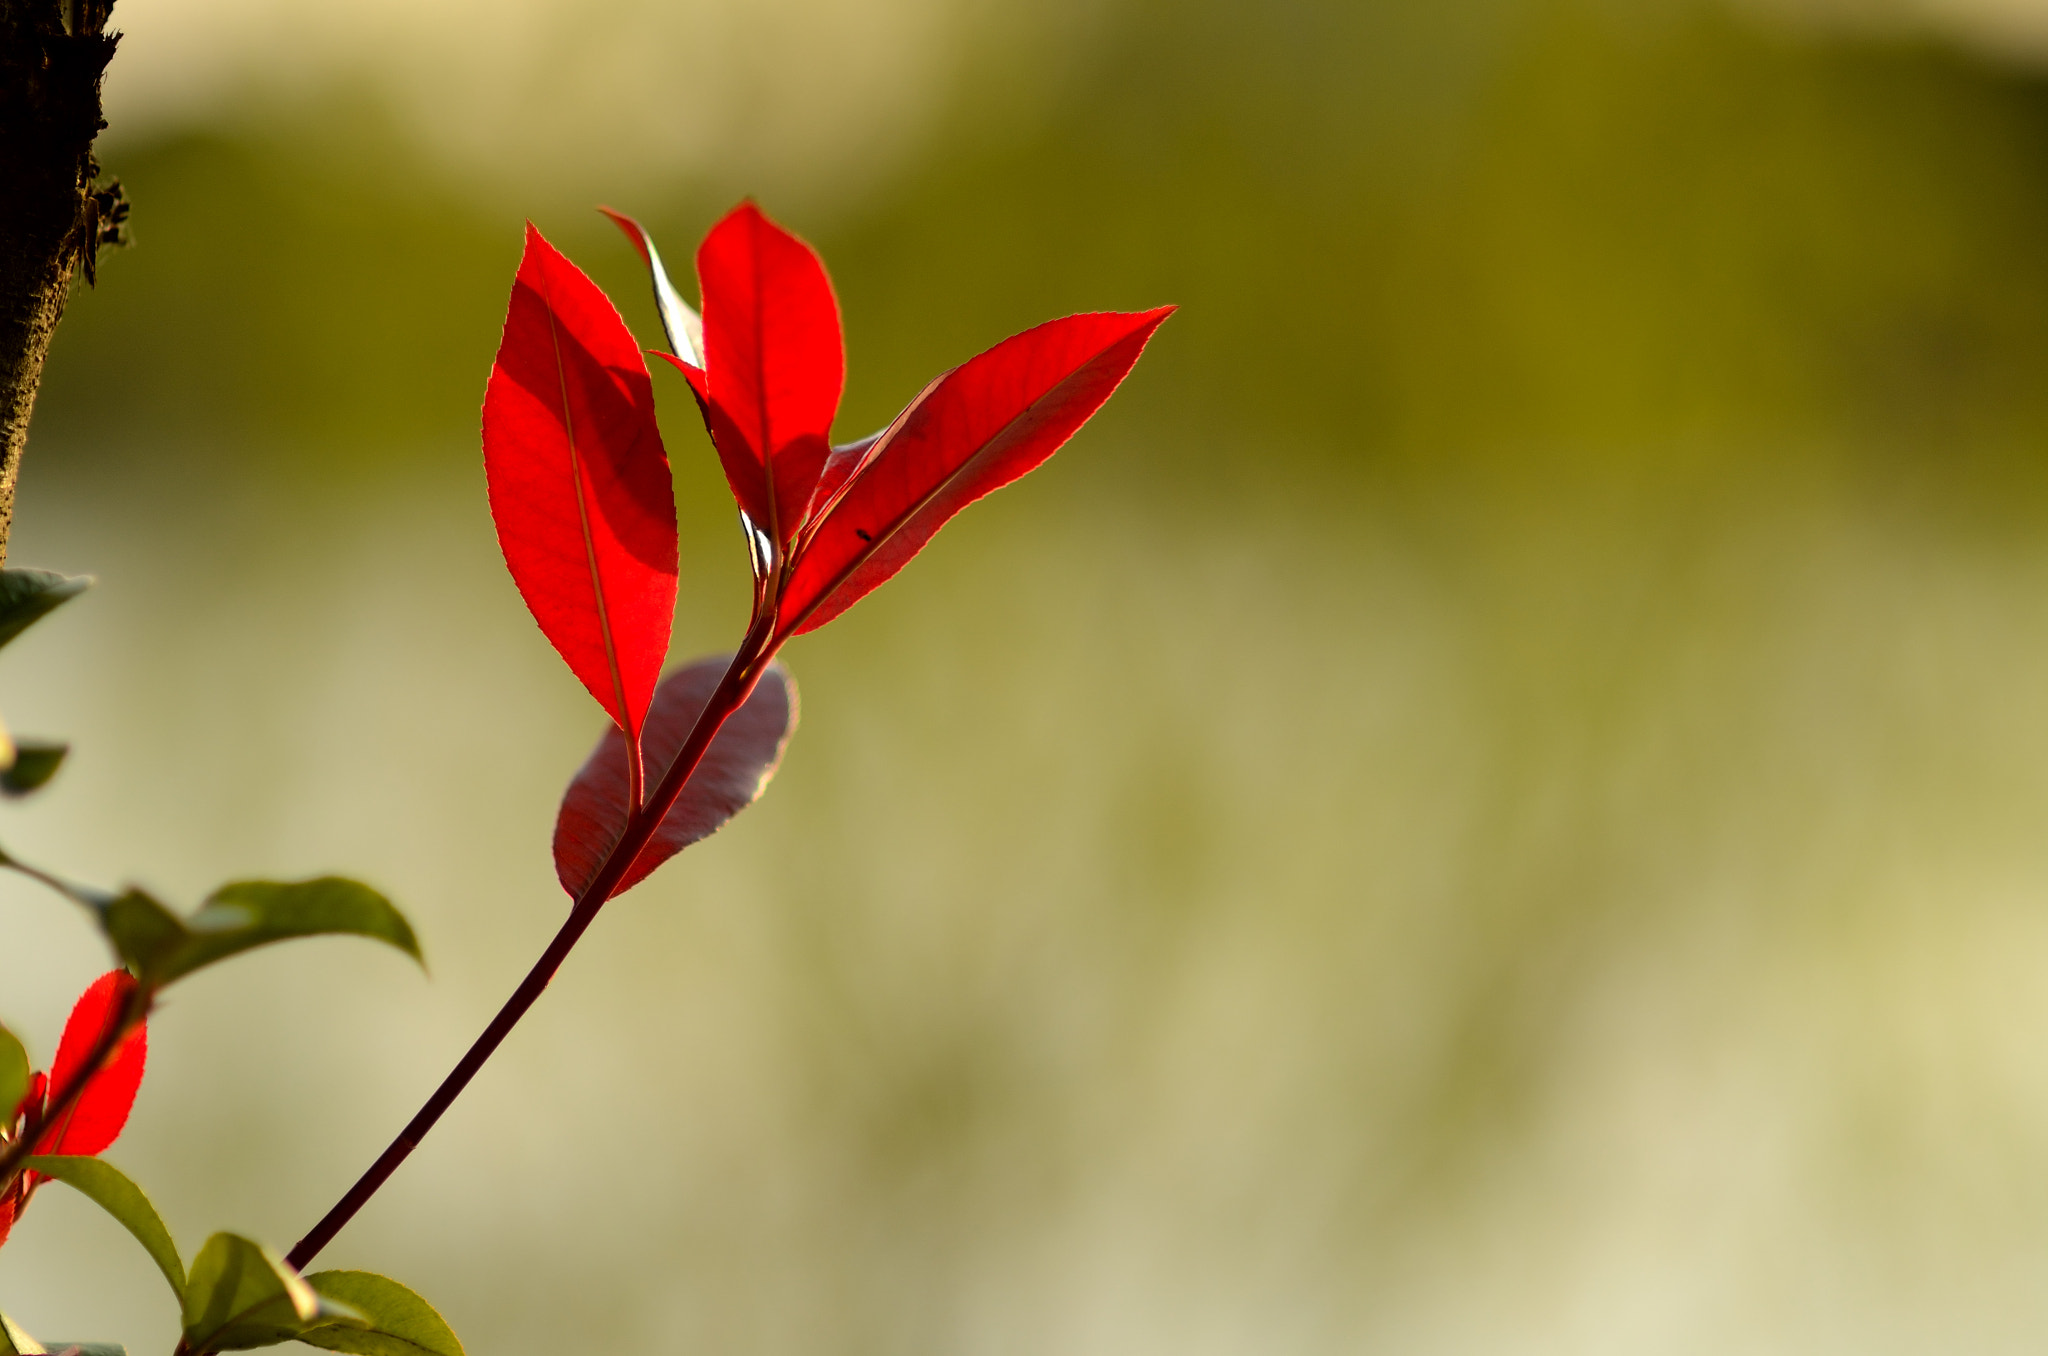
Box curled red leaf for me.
[598,206,705,367]
[554,655,799,900]
[484,224,679,786]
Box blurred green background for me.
[13,0,2048,1349]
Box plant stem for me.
[286,624,780,1271]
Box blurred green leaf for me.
[45,1343,127,1356]
[0,853,421,985]
[0,1310,45,1354]
[182,1233,364,1353]
[25,1155,186,1300]
[2,742,67,796]
[0,1022,27,1122]
[298,1273,465,1356]
[0,570,89,652]
[157,878,422,984]
[99,888,188,977]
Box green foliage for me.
[1,742,68,796]
[95,888,187,976]
[0,1022,26,1122]
[0,571,88,653]
[298,1273,466,1356]
[163,878,423,983]
[28,875,423,987]
[181,1234,365,1354]
[24,1155,186,1300]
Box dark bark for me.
[0,0,122,564]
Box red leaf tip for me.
[695,200,846,545]
[597,206,654,269]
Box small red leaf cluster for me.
[482,201,1171,905]
[0,971,148,1251]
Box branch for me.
[0,0,124,564]
[285,617,783,1270]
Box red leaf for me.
[693,202,845,547]
[35,970,146,1159]
[811,432,880,517]
[553,655,799,900]
[484,225,679,784]
[799,376,947,539]
[778,307,1173,636]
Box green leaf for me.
[2,742,67,796]
[183,1233,325,1352]
[99,888,188,976]
[0,1022,27,1123]
[0,570,89,652]
[202,1295,365,1354]
[0,862,423,988]
[25,1155,185,1300]
[0,1311,46,1355]
[296,1273,465,1356]
[156,878,422,984]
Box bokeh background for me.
[13,0,2048,1349]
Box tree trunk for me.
[0,0,120,565]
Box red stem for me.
[286,618,780,1271]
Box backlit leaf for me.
[25,1155,185,1300]
[0,1022,26,1124]
[675,201,844,547]
[154,878,422,984]
[778,308,1172,636]
[202,1296,365,1354]
[599,207,703,366]
[0,570,88,652]
[1,742,66,796]
[802,380,944,536]
[182,1233,362,1353]
[554,655,797,899]
[483,224,679,779]
[34,971,144,1159]
[298,1272,465,1356]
